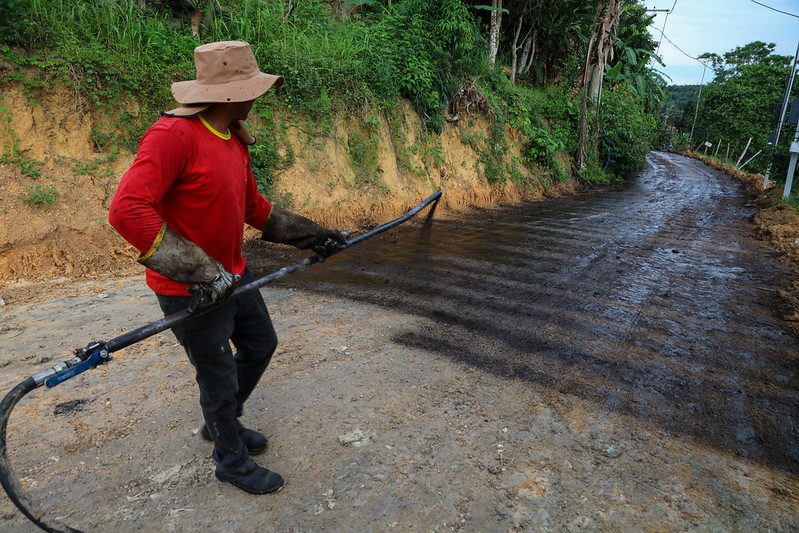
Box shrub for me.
[600,90,657,178]
[22,184,57,207]
[578,161,610,186]
[0,0,36,44]
[526,125,564,167]
[386,0,485,131]
[247,98,292,196]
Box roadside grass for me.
[1,0,660,188]
[783,194,799,213]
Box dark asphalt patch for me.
[54,398,91,416]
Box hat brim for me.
[161,103,213,117]
[171,73,284,105]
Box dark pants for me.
[157,269,277,465]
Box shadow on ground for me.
[246,152,799,478]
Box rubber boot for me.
[213,446,284,495]
[201,420,268,455]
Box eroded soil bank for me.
[0,152,797,531]
[0,85,574,286]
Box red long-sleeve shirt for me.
[109,116,272,296]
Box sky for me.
[645,0,799,85]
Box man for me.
[109,41,345,495]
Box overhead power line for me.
[652,27,711,68]
[749,0,799,19]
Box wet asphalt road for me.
[250,150,799,478]
[1,150,798,531]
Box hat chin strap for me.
[231,120,256,145]
[160,108,257,146]
[161,105,210,118]
[161,109,202,118]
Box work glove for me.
[262,207,347,259]
[311,231,348,259]
[139,226,240,310]
[186,270,240,312]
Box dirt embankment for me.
[0,84,576,290]
[676,150,799,326]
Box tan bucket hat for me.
[164,40,283,118]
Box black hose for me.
[0,378,81,532]
[106,190,442,353]
[0,190,441,532]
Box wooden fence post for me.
[736,137,753,168]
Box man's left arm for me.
[243,164,345,258]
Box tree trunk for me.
[137,0,146,10]
[340,2,356,18]
[519,30,537,75]
[575,3,601,97]
[576,90,589,170]
[575,0,621,170]
[329,0,356,20]
[519,35,532,74]
[191,9,203,38]
[510,14,524,84]
[589,2,619,101]
[488,0,502,68]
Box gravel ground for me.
[0,151,797,531]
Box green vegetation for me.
[663,84,700,121]
[247,97,293,196]
[0,149,45,179]
[1,0,664,190]
[666,41,798,180]
[601,90,658,178]
[18,158,42,179]
[347,117,382,187]
[783,195,799,213]
[21,183,57,207]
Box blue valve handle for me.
[44,347,111,388]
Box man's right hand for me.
[139,225,239,307]
[188,271,240,312]
[311,231,347,259]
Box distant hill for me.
[664,85,701,132]
[666,85,701,108]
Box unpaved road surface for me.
[0,151,798,531]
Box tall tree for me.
[575,0,621,100]
[687,42,795,172]
[604,1,665,112]
[576,0,621,170]
[488,0,503,67]
[509,1,536,84]
[519,0,595,84]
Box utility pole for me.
[689,63,707,144]
[652,8,670,59]
[783,119,799,198]
[764,40,799,187]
